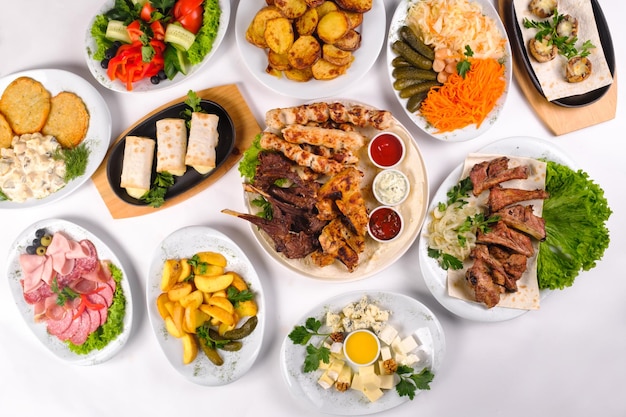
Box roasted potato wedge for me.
[317,10,350,44]
[288,35,321,69]
[316,1,338,18]
[268,50,291,71]
[335,0,372,13]
[322,43,353,66]
[312,58,351,80]
[246,6,283,48]
[295,7,319,35]
[274,0,308,18]
[264,17,295,54]
[284,66,314,81]
[344,11,363,29]
[333,29,361,51]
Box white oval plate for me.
[280,290,445,415]
[244,104,429,281]
[235,0,386,99]
[84,0,230,93]
[146,226,265,385]
[387,0,512,142]
[418,136,578,321]
[0,69,111,209]
[6,219,133,365]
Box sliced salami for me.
[46,310,74,336]
[86,308,101,334]
[69,312,91,345]
[98,284,114,307]
[87,293,108,326]
[56,311,82,341]
[74,239,99,273]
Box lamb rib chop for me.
[494,204,546,240]
[465,256,503,308]
[488,185,549,212]
[476,221,535,257]
[470,156,529,196]
[470,244,520,292]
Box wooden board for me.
[498,0,617,135]
[92,84,260,219]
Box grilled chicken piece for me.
[495,204,546,240]
[528,0,557,18]
[488,185,549,212]
[301,144,360,165]
[528,36,558,63]
[327,102,394,130]
[556,14,578,39]
[465,257,503,308]
[476,221,535,257]
[566,56,593,83]
[469,157,529,196]
[317,167,368,236]
[317,218,363,271]
[281,124,366,151]
[265,102,331,130]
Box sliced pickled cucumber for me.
[105,20,131,44]
[165,24,196,51]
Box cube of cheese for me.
[351,373,364,392]
[362,384,384,402]
[358,364,376,376]
[327,360,345,380]
[399,335,418,354]
[380,346,392,361]
[318,370,335,389]
[379,374,397,390]
[414,327,432,348]
[377,324,398,346]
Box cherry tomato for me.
[150,20,165,41]
[126,20,143,42]
[173,0,204,34]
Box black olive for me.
[32,237,41,247]
[104,48,117,60]
[26,245,37,255]
[150,75,161,85]
[158,69,167,80]
[100,59,110,69]
[35,228,46,238]
[112,41,122,48]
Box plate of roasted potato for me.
[147,226,265,385]
[235,0,386,99]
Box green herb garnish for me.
[288,317,332,372]
[395,366,434,400]
[226,286,254,306]
[456,45,474,78]
[196,324,231,350]
[523,12,595,59]
[0,189,8,201]
[446,176,473,207]
[187,254,207,275]
[428,247,463,271]
[51,277,79,306]
[238,134,263,182]
[141,171,175,208]
[54,142,91,182]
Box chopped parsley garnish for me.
[51,277,79,306]
[180,90,207,128]
[226,286,254,306]
[523,11,595,59]
[396,366,434,400]
[251,196,272,220]
[53,142,91,182]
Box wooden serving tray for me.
[498,0,617,135]
[92,84,260,219]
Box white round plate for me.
[280,290,445,415]
[84,0,230,93]
[6,219,133,365]
[418,136,578,321]
[146,226,265,385]
[235,0,386,99]
[245,105,429,281]
[387,0,512,141]
[0,69,111,209]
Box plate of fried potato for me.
[235,0,386,99]
[146,226,265,385]
[0,69,111,208]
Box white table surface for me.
[1,1,624,416]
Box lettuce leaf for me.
[186,0,221,65]
[538,161,612,290]
[238,134,263,182]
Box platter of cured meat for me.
[6,219,133,365]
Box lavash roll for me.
[120,136,155,199]
[156,118,187,176]
[185,112,219,174]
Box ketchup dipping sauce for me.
[368,132,405,169]
[368,206,403,242]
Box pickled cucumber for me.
[392,67,437,81]
[222,316,258,340]
[399,25,435,60]
[392,40,432,70]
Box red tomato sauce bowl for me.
[367,206,404,243]
[368,132,405,168]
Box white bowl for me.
[372,169,410,206]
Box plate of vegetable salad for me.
[6,218,133,365]
[387,0,512,141]
[418,136,612,321]
[86,0,229,93]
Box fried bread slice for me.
[0,113,13,148]
[42,91,90,148]
[0,76,51,135]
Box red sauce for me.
[368,207,402,241]
[369,133,404,167]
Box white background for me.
[0,1,624,416]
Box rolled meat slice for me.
[120,136,155,199]
[156,118,187,176]
[185,112,219,174]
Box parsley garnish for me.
[395,366,434,400]
[53,142,91,182]
[0,189,9,201]
[196,324,231,350]
[456,45,474,78]
[427,247,464,270]
[180,90,207,128]
[51,277,79,306]
[288,317,332,372]
[523,11,595,59]
[187,254,207,275]
[446,176,473,207]
[141,171,175,208]
[226,286,254,306]
[251,196,273,220]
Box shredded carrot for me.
[419,58,506,134]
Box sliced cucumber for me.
[165,24,196,51]
[105,20,131,44]
[130,0,147,5]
